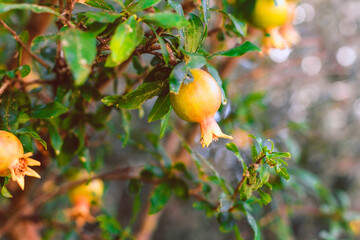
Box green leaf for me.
[102,80,167,109]
[258,189,272,205]
[206,63,227,104]
[148,93,171,122]
[245,207,261,240]
[201,0,210,24]
[1,65,31,78]
[168,62,188,94]
[78,11,120,23]
[58,133,80,167]
[172,178,189,199]
[1,185,12,198]
[128,0,161,12]
[83,0,114,11]
[227,13,247,36]
[149,182,172,214]
[10,128,47,150]
[276,167,290,181]
[217,212,235,233]
[142,12,189,29]
[128,178,142,194]
[120,109,131,147]
[31,34,59,52]
[183,13,205,53]
[0,3,60,16]
[159,106,171,139]
[48,122,62,155]
[208,41,260,59]
[105,15,144,67]
[168,0,184,16]
[97,214,122,236]
[61,29,96,86]
[31,102,68,119]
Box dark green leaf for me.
[128,0,161,12]
[208,41,260,59]
[31,102,68,119]
[58,133,80,167]
[159,106,171,139]
[31,34,58,52]
[206,63,227,104]
[258,189,272,205]
[10,128,47,150]
[183,13,205,53]
[61,29,96,86]
[128,179,142,194]
[0,3,59,15]
[217,212,235,233]
[102,80,167,109]
[244,205,261,240]
[172,178,189,199]
[142,12,189,29]
[105,15,143,67]
[148,93,171,122]
[48,121,62,155]
[168,62,187,94]
[149,182,172,214]
[83,0,114,11]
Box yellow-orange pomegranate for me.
[248,0,289,54]
[67,171,104,227]
[0,130,41,190]
[170,69,232,147]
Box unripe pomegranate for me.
[67,171,104,227]
[170,69,232,147]
[0,130,41,190]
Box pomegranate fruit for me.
[0,130,41,190]
[248,0,289,54]
[170,69,232,147]
[67,171,104,227]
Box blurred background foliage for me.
[0,0,360,239]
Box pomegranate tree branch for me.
[0,19,51,69]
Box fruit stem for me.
[199,116,233,148]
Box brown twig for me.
[0,19,51,69]
[0,78,13,97]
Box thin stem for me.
[0,19,51,69]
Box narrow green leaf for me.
[258,189,272,205]
[78,11,120,23]
[149,182,172,214]
[159,106,172,139]
[48,122,62,155]
[31,102,68,119]
[208,41,260,59]
[106,15,144,67]
[102,80,167,109]
[183,13,205,53]
[148,93,171,122]
[128,0,161,12]
[83,0,114,11]
[0,3,60,15]
[277,167,290,181]
[2,65,31,78]
[1,186,12,198]
[244,205,261,240]
[201,0,210,24]
[142,12,189,28]
[206,63,227,104]
[168,0,184,16]
[10,128,47,150]
[61,29,96,86]
[31,34,59,52]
